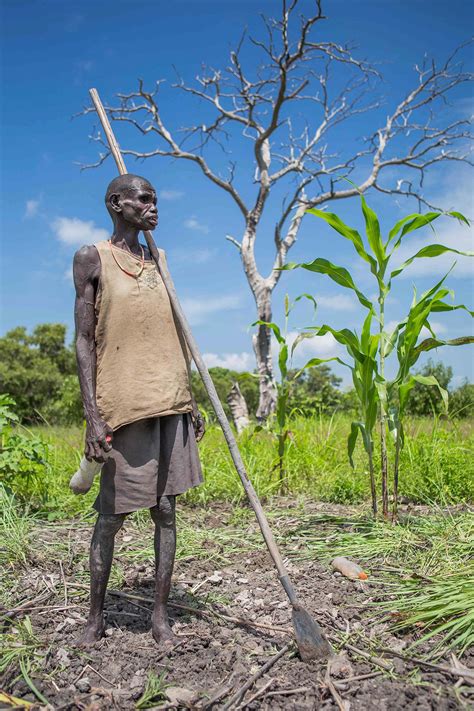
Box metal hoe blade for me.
[292,605,332,662]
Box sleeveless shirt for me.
[94,240,193,431]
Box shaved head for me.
[105,174,155,221]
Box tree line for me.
[0,324,472,425]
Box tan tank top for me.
[94,240,193,430]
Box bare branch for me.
[80,0,473,419]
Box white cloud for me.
[160,189,184,201]
[184,217,209,234]
[289,330,342,360]
[316,294,357,311]
[169,247,216,265]
[385,319,447,343]
[181,294,243,325]
[64,267,73,282]
[203,351,254,371]
[76,59,93,72]
[52,217,109,246]
[25,199,40,218]
[273,330,343,367]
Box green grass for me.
[2,415,472,519]
[0,485,32,567]
[276,508,474,655]
[385,564,474,655]
[135,671,169,709]
[2,412,472,658]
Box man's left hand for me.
[192,410,206,442]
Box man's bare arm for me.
[73,245,113,461]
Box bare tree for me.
[82,0,473,420]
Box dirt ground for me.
[2,502,473,709]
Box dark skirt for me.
[93,413,203,515]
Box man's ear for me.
[109,193,122,214]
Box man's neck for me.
[110,222,141,254]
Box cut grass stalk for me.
[381,565,474,655]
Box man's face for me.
[115,180,158,230]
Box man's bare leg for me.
[79,513,126,644]
[150,496,177,645]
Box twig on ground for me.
[1,591,54,621]
[345,643,393,671]
[75,663,116,687]
[235,679,274,708]
[108,589,292,636]
[378,648,474,685]
[324,662,349,711]
[59,560,68,607]
[333,671,382,689]
[251,684,312,703]
[222,643,293,710]
[201,672,237,710]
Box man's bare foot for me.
[151,609,178,647]
[77,616,105,646]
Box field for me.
[1,416,473,709]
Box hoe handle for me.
[89,88,296,599]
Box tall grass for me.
[279,509,474,655]
[3,414,472,519]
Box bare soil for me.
[2,502,472,709]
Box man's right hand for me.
[85,417,113,462]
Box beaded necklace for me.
[108,239,145,278]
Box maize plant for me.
[286,195,473,517]
[253,293,334,494]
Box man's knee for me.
[96,513,127,537]
[150,496,175,527]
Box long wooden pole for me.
[88,89,325,640]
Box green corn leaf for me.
[390,244,473,280]
[431,300,474,316]
[306,207,375,266]
[388,212,441,247]
[276,392,287,430]
[348,421,368,467]
[293,355,350,380]
[413,335,474,358]
[361,308,374,354]
[383,318,407,358]
[398,374,448,413]
[290,331,316,357]
[294,293,318,315]
[389,210,469,252]
[305,323,365,362]
[252,320,285,345]
[396,271,454,373]
[387,407,404,446]
[375,376,388,411]
[360,195,385,265]
[449,210,470,226]
[291,258,373,310]
[278,343,288,380]
[413,375,449,413]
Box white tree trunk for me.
[252,286,277,421]
[227,382,251,434]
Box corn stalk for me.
[286,196,473,516]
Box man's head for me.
[105,175,158,231]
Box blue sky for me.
[1,0,473,386]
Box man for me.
[73,174,205,646]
